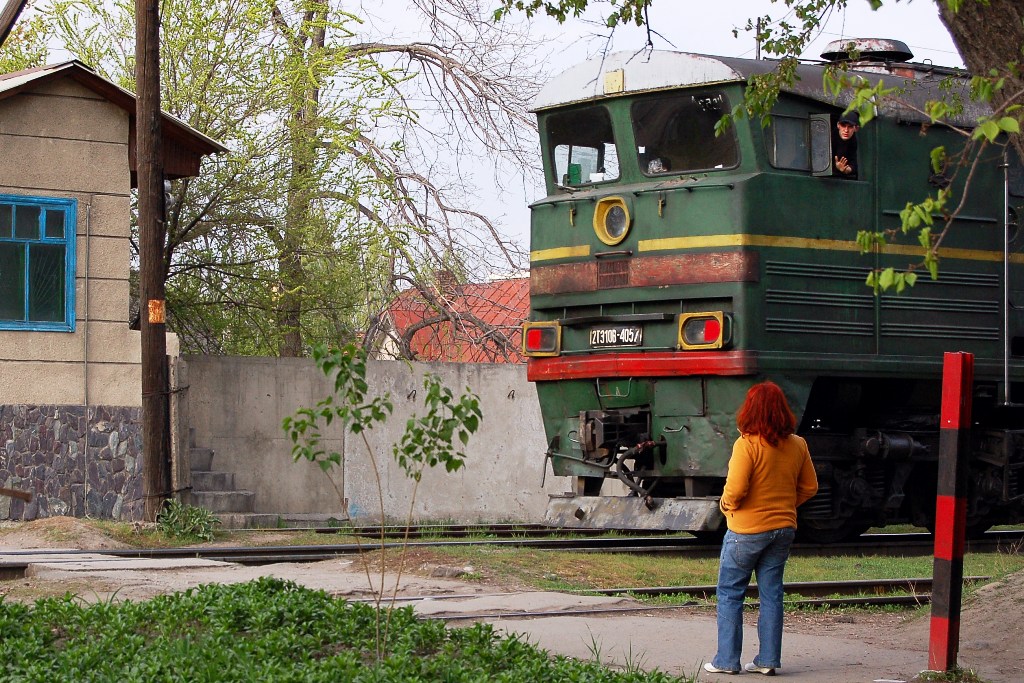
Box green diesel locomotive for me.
[523,43,1024,543]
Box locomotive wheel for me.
[796,518,871,544]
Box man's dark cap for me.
[839,110,860,126]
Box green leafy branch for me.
[859,81,1023,293]
[493,0,652,26]
[394,375,482,482]
[724,3,1023,295]
[282,342,482,659]
[283,343,394,473]
[821,68,902,127]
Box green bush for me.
[0,578,688,682]
[156,499,221,542]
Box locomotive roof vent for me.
[821,38,913,63]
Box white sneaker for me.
[744,662,777,676]
[703,662,740,674]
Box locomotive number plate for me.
[589,324,643,348]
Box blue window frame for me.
[0,194,77,332]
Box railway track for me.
[382,576,988,621]
[1,529,1021,569]
[311,523,656,540]
[1,530,1000,615]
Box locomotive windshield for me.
[632,89,738,175]
[546,106,619,187]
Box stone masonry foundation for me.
[0,404,144,521]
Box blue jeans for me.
[711,527,795,671]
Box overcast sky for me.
[581,0,962,67]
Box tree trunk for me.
[278,96,314,357]
[276,10,327,358]
[938,0,1024,162]
[277,246,305,356]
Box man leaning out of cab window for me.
[833,111,859,179]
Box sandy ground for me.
[2,518,1021,682]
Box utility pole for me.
[0,0,29,47]
[136,0,170,521]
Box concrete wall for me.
[0,77,141,407]
[182,356,565,523]
[182,356,346,516]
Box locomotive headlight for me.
[677,312,732,350]
[522,321,561,357]
[593,196,631,245]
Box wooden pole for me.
[928,351,972,672]
[0,0,29,47]
[136,0,170,521]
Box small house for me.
[0,61,224,520]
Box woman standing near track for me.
[704,381,819,676]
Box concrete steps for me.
[191,490,255,513]
[186,434,346,530]
[188,441,255,522]
[214,513,281,529]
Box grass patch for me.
[913,667,989,682]
[417,544,1024,597]
[0,578,694,682]
[419,545,725,591]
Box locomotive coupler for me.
[614,440,658,497]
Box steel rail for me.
[582,576,989,599]
[314,523,681,540]
[295,526,1024,551]
[354,576,987,605]
[0,536,705,563]
[426,594,936,622]
[2,531,1020,569]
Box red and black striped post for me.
[928,351,973,672]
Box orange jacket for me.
[719,433,819,534]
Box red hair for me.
[736,381,796,447]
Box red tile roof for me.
[387,277,528,363]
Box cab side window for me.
[765,115,811,171]
[547,106,619,187]
[767,113,854,178]
[1010,147,1024,198]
